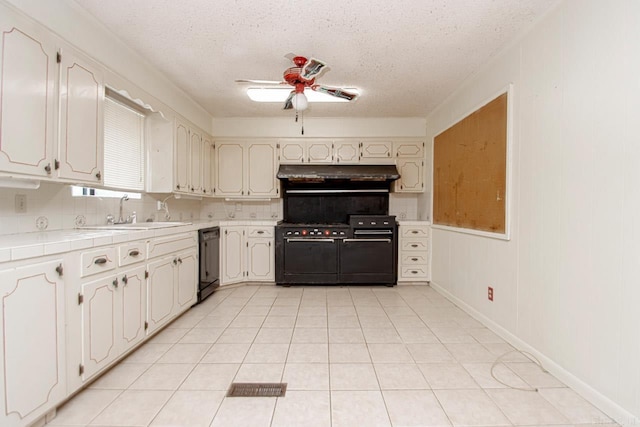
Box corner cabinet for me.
[394,141,425,193]
[0,258,66,427]
[220,225,275,285]
[0,5,105,185]
[215,140,278,198]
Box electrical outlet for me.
[399,212,407,220]
[157,201,164,210]
[15,194,27,213]
[488,286,494,301]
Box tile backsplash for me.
[0,182,420,235]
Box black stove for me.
[275,165,400,287]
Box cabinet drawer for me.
[81,247,117,277]
[147,233,197,259]
[401,227,430,238]
[119,241,147,266]
[400,266,429,279]
[400,253,429,266]
[246,227,273,238]
[401,240,429,252]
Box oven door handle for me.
[286,238,336,243]
[343,238,392,243]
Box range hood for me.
[277,164,400,182]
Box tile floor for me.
[48,284,618,427]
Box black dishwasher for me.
[198,227,219,303]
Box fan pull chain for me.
[295,112,298,123]
[301,111,304,135]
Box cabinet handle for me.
[122,275,128,285]
[129,250,140,257]
[411,270,418,274]
[257,230,264,234]
[94,257,108,265]
[411,230,419,234]
[411,244,418,248]
[173,258,178,265]
[112,278,118,288]
[55,264,63,277]
[411,258,419,261]
[95,171,102,180]
[178,258,183,264]
[176,184,181,189]
[44,163,52,174]
[54,159,60,170]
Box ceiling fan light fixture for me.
[291,92,308,111]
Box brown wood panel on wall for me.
[433,92,507,233]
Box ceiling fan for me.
[236,54,359,111]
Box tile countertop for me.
[397,220,431,226]
[0,220,278,264]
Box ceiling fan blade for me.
[311,85,358,101]
[235,79,285,85]
[301,58,328,80]
[283,90,295,110]
[284,52,298,61]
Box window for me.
[103,94,145,191]
[70,186,141,199]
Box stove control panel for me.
[282,227,348,238]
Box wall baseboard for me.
[429,280,640,427]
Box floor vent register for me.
[227,382,287,397]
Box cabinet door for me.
[215,142,244,196]
[279,141,305,164]
[307,141,333,163]
[0,260,65,426]
[176,250,197,311]
[394,141,424,158]
[395,158,424,192]
[246,141,278,197]
[221,226,244,285]
[246,238,274,281]
[334,140,360,164]
[174,119,190,193]
[0,9,56,178]
[360,140,393,163]
[202,135,214,196]
[120,266,146,352]
[189,129,203,194]
[58,46,104,184]
[147,256,176,334]
[81,275,119,380]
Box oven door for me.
[280,238,339,284]
[339,234,396,284]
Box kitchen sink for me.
[78,221,192,230]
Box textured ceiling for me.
[72,0,557,118]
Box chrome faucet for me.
[117,194,129,224]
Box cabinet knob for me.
[55,264,64,277]
[44,163,52,174]
[176,184,181,189]
[95,171,102,180]
[112,278,118,288]
[122,275,128,285]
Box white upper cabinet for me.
[393,140,424,158]
[57,45,104,184]
[174,119,190,193]
[334,140,360,164]
[278,140,305,163]
[307,141,333,163]
[189,129,203,194]
[0,8,56,178]
[215,141,244,197]
[216,140,278,198]
[279,139,333,164]
[246,141,278,197]
[202,134,215,195]
[360,140,393,162]
[395,158,424,192]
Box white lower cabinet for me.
[0,258,66,427]
[397,222,431,282]
[221,225,274,285]
[146,234,198,334]
[80,265,147,380]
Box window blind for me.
[103,97,145,191]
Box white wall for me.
[426,0,640,423]
[212,117,427,138]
